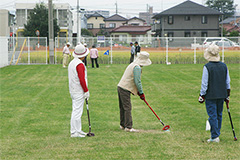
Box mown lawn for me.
[0,64,239,159]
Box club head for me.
[234,137,237,141]
[162,125,170,131]
[87,132,95,137]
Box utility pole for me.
[77,0,81,43]
[115,1,118,14]
[48,0,54,64]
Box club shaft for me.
[86,99,92,133]
[144,100,165,126]
[226,102,237,138]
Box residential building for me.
[15,3,73,38]
[110,25,152,44]
[104,14,128,29]
[0,9,15,37]
[152,0,223,37]
[139,6,157,25]
[84,10,109,18]
[124,17,146,26]
[220,14,240,35]
[86,12,105,36]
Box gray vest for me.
[205,62,228,99]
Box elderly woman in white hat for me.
[68,43,90,138]
[117,51,152,132]
[62,42,71,68]
[198,44,231,143]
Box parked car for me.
[203,37,239,47]
[210,40,240,49]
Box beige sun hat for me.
[204,44,220,62]
[73,43,89,58]
[134,51,152,66]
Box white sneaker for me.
[120,125,125,130]
[79,131,87,135]
[207,137,220,143]
[71,133,85,138]
[125,128,139,132]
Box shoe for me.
[207,137,220,143]
[120,125,125,130]
[71,132,85,138]
[125,128,139,132]
[79,131,87,135]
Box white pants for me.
[63,54,69,67]
[70,93,84,134]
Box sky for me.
[0,0,240,17]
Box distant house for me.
[220,15,240,35]
[104,14,128,29]
[86,12,105,36]
[152,0,223,37]
[110,25,152,44]
[124,17,146,26]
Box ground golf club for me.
[85,99,95,137]
[226,101,237,141]
[143,99,170,131]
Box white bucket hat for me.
[134,51,152,66]
[204,44,220,62]
[66,42,71,46]
[73,43,89,58]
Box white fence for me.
[55,36,240,64]
[7,37,48,65]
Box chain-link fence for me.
[8,37,48,65]
[55,36,240,65]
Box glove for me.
[139,93,145,100]
[198,95,205,103]
[225,96,230,103]
[227,89,231,97]
[84,91,90,100]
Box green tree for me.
[229,30,239,36]
[205,0,235,20]
[81,28,93,37]
[23,3,60,40]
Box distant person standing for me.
[129,42,135,63]
[63,42,71,68]
[83,43,89,67]
[90,45,99,68]
[198,44,231,143]
[134,41,141,61]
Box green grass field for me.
[0,64,239,159]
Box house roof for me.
[153,0,223,18]
[86,12,105,19]
[127,16,145,22]
[220,17,240,24]
[111,26,151,34]
[104,14,128,21]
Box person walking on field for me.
[129,42,135,63]
[134,41,141,61]
[118,51,152,132]
[68,43,90,138]
[63,42,71,68]
[90,45,99,68]
[198,44,231,143]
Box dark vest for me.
[205,62,228,99]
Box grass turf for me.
[0,64,239,159]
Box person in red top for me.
[68,43,89,138]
